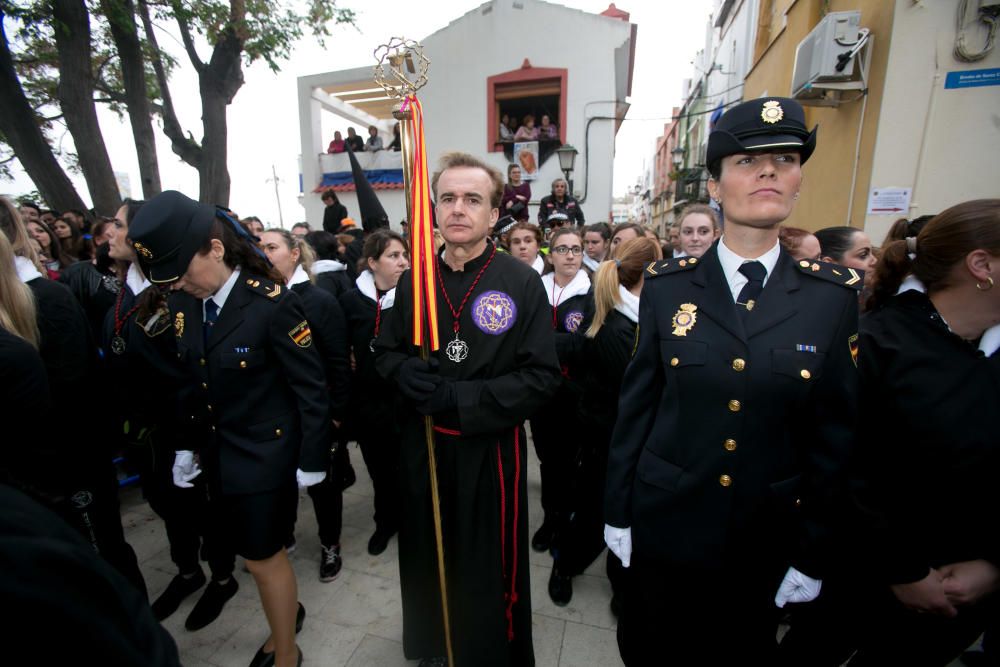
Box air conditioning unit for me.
[791,11,863,100]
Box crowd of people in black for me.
[1,95,998,667]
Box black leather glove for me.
[396,357,441,402]
[416,380,457,416]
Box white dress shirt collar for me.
[717,237,782,302]
[205,267,241,318]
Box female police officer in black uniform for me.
[603,98,861,664]
[129,191,330,667]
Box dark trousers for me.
[358,428,400,532]
[778,575,997,666]
[306,443,344,547]
[529,405,579,528]
[552,421,611,577]
[130,436,233,579]
[618,558,784,666]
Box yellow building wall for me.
[744,0,896,231]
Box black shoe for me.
[151,569,206,621]
[185,577,238,631]
[418,658,447,667]
[367,527,396,556]
[248,607,305,667]
[532,520,554,552]
[548,566,573,606]
[320,544,342,582]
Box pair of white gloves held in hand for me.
[602,524,821,607]
[172,451,326,489]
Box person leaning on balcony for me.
[603,96,862,665]
[327,131,345,154]
[365,125,383,152]
[346,127,364,153]
[514,114,540,141]
[538,177,585,227]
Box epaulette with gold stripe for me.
[644,256,700,279]
[244,277,283,299]
[796,259,864,290]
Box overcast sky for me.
[4,0,713,225]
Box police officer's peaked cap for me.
[707,97,817,170]
[128,190,217,284]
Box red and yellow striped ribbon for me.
[401,95,440,351]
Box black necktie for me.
[736,261,766,319]
[203,298,219,346]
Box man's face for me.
[19,206,39,224]
[291,226,308,239]
[435,167,498,247]
[553,181,567,197]
[668,227,680,251]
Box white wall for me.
[707,0,757,109]
[865,0,1000,243]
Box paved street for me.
[123,441,625,667]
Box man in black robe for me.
[375,152,560,667]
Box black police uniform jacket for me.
[339,280,397,437]
[605,244,860,578]
[375,245,560,667]
[290,279,350,425]
[170,273,331,496]
[853,290,1000,584]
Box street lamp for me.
[671,145,685,169]
[555,143,579,194]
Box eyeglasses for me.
[551,245,583,256]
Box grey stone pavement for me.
[122,441,625,667]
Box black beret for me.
[128,191,216,284]
[707,97,817,168]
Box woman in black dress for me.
[260,228,350,583]
[780,199,1000,666]
[338,229,409,555]
[129,191,331,667]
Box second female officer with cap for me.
[603,98,861,664]
[129,191,330,667]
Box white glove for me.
[604,524,632,568]
[172,450,201,488]
[296,469,327,488]
[774,566,823,608]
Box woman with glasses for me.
[530,228,590,561]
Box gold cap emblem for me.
[671,303,698,337]
[761,100,783,124]
[133,241,153,259]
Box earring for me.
[976,276,994,291]
[793,193,800,200]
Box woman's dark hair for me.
[868,199,1000,311]
[304,230,340,261]
[508,221,543,246]
[321,190,340,204]
[29,218,72,267]
[507,163,520,180]
[584,222,612,242]
[542,227,583,276]
[121,198,146,225]
[885,214,936,243]
[56,216,90,261]
[361,229,408,274]
[814,226,863,262]
[197,217,283,284]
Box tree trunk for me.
[0,14,87,213]
[197,28,244,206]
[101,0,161,198]
[51,0,122,215]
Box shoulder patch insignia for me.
[140,306,171,338]
[797,259,863,290]
[645,257,699,279]
[288,320,312,348]
[848,333,859,367]
[245,277,285,299]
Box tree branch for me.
[137,0,201,167]
[170,0,204,71]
